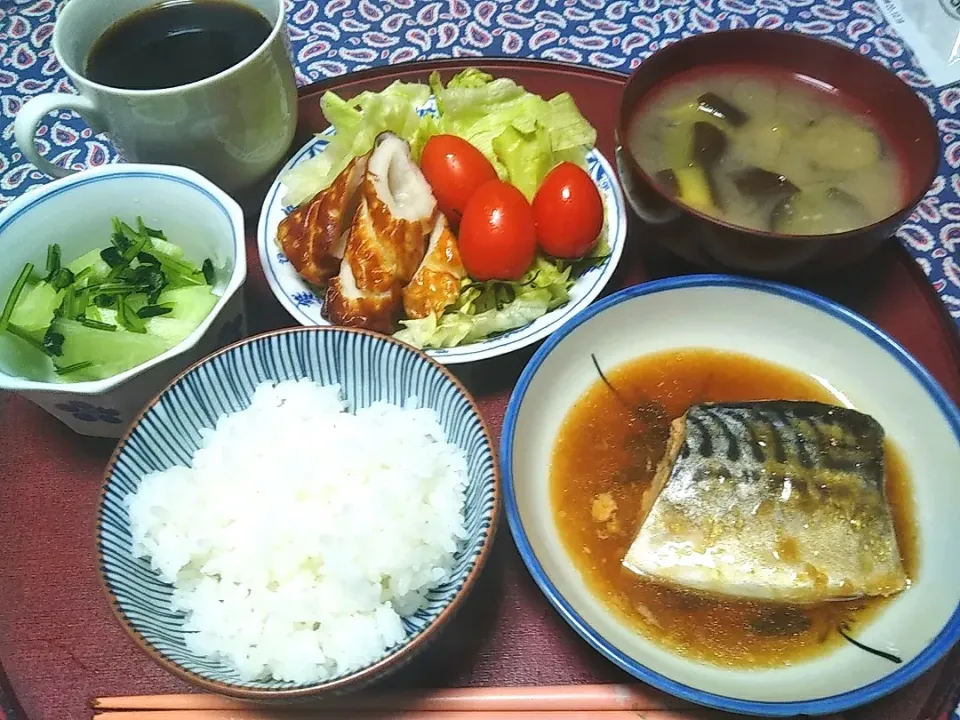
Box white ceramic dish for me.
[0,164,247,438]
[501,275,960,716]
[256,97,627,365]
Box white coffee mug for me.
[14,0,298,192]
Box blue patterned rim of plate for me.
[96,326,500,698]
[256,96,627,365]
[500,274,960,717]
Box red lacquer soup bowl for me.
[615,29,940,277]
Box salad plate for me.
[257,78,627,365]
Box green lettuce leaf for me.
[430,70,526,118]
[394,293,550,349]
[428,70,597,186]
[543,93,597,166]
[280,80,430,206]
[395,228,612,350]
[281,68,597,209]
[492,123,553,201]
[446,68,494,90]
[396,256,583,350]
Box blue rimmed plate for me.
[257,97,627,365]
[501,275,960,716]
[97,326,499,699]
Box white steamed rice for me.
[126,379,468,683]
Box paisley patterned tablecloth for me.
[1,0,960,718]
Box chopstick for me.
[93,684,691,712]
[91,686,847,720]
[92,713,728,720]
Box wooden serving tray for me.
[0,59,959,720]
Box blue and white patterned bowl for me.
[0,163,247,438]
[97,326,500,699]
[257,95,627,365]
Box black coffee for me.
[86,0,272,91]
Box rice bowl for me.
[97,327,499,698]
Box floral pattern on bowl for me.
[54,401,122,424]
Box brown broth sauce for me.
[550,348,916,667]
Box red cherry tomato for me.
[458,180,537,281]
[532,162,604,259]
[420,135,499,224]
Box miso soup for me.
[627,66,906,235]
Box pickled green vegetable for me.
[0,218,222,383]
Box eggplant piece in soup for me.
[697,92,749,127]
[732,167,799,203]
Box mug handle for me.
[614,142,681,226]
[15,93,107,179]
